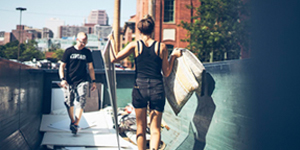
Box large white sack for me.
[163,49,205,115]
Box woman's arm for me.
[161,44,182,77]
[109,35,136,63]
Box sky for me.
[0,0,137,32]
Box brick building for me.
[9,25,35,43]
[135,0,200,52]
[0,25,36,45]
[121,15,136,47]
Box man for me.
[59,32,96,134]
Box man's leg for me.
[64,85,76,133]
[67,106,75,124]
[74,108,83,125]
[74,82,88,126]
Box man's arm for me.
[59,62,68,89]
[88,62,97,91]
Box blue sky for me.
[0,0,137,32]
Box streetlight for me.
[16,7,26,61]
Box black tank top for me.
[135,40,163,79]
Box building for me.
[136,0,200,52]
[84,23,97,34]
[45,18,65,38]
[58,25,89,38]
[0,31,17,45]
[42,28,54,39]
[87,10,109,25]
[24,26,42,39]
[11,25,34,44]
[117,15,137,69]
[94,25,112,41]
[0,31,6,45]
[121,15,136,47]
[0,25,43,45]
[36,34,107,51]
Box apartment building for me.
[58,25,89,38]
[88,10,109,25]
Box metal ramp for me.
[40,107,137,150]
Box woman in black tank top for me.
[109,14,181,150]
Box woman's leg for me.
[135,108,147,150]
[149,109,163,150]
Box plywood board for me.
[85,146,137,150]
[40,110,114,133]
[41,132,130,147]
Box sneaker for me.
[69,122,74,130]
[70,124,78,134]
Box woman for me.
[109,14,181,150]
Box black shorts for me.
[132,78,166,112]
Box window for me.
[166,44,174,55]
[164,0,175,22]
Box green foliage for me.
[0,40,44,61]
[0,45,5,57]
[179,0,250,62]
[19,40,44,61]
[52,49,64,62]
[4,46,19,59]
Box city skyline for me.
[0,0,136,32]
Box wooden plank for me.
[85,147,137,150]
[41,132,130,147]
[40,110,113,133]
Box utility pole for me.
[113,0,120,52]
[16,7,26,61]
[149,0,156,39]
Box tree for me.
[0,40,44,61]
[0,40,20,59]
[51,49,64,62]
[0,45,6,58]
[4,46,19,59]
[179,0,250,62]
[19,40,44,61]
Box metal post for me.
[16,7,26,61]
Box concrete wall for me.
[0,58,44,150]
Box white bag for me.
[164,49,205,115]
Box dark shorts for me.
[132,78,166,112]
